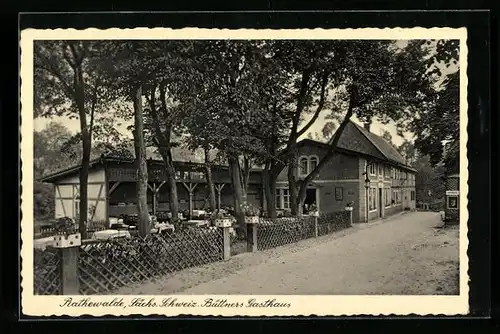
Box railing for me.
[34,220,109,239]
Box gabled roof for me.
[349,122,407,165]
[301,121,415,172]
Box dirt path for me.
[115,212,459,295]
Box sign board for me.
[446,190,459,196]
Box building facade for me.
[40,121,416,223]
[40,157,264,222]
[275,121,416,223]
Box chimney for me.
[363,122,371,132]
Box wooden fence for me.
[34,210,353,295]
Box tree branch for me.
[35,50,75,98]
[159,82,170,123]
[296,70,329,137]
[88,76,102,141]
[299,87,357,188]
[148,84,169,150]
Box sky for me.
[33,107,410,146]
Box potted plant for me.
[212,210,232,228]
[241,202,260,224]
[309,203,319,216]
[345,201,354,211]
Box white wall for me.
[53,167,107,221]
[60,168,105,183]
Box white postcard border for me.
[20,27,469,317]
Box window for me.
[335,187,343,201]
[392,167,396,179]
[298,155,319,176]
[369,163,376,176]
[299,157,308,176]
[283,189,290,209]
[309,156,319,173]
[411,190,415,201]
[385,166,391,178]
[378,164,383,176]
[368,187,377,211]
[275,189,281,209]
[447,196,458,209]
[385,188,391,207]
[275,188,291,209]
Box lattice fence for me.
[317,211,352,237]
[34,247,61,295]
[256,216,316,251]
[78,227,224,294]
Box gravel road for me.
[115,211,459,295]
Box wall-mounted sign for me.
[446,190,459,196]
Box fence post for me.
[54,233,81,294]
[314,216,318,238]
[345,207,353,226]
[215,219,232,260]
[246,218,258,252]
[222,226,231,260]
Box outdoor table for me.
[92,229,132,240]
[185,220,210,227]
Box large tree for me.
[182,40,272,234]
[296,40,437,213]
[259,40,340,216]
[34,122,75,221]
[99,41,163,236]
[34,41,115,238]
[403,39,460,174]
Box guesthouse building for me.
[275,121,417,223]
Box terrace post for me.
[54,233,81,295]
[246,219,258,253]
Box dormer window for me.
[298,155,319,176]
[299,157,308,176]
[309,156,319,172]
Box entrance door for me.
[303,188,317,214]
[378,188,383,218]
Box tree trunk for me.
[228,155,246,238]
[74,71,90,239]
[132,85,150,237]
[297,91,357,209]
[147,84,179,223]
[287,153,299,215]
[163,152,179,223]
[204,148,217,212]
[238,156,249,204]
[262,169,277,218]
[78,131,91,239]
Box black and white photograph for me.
[21,27,468,316]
